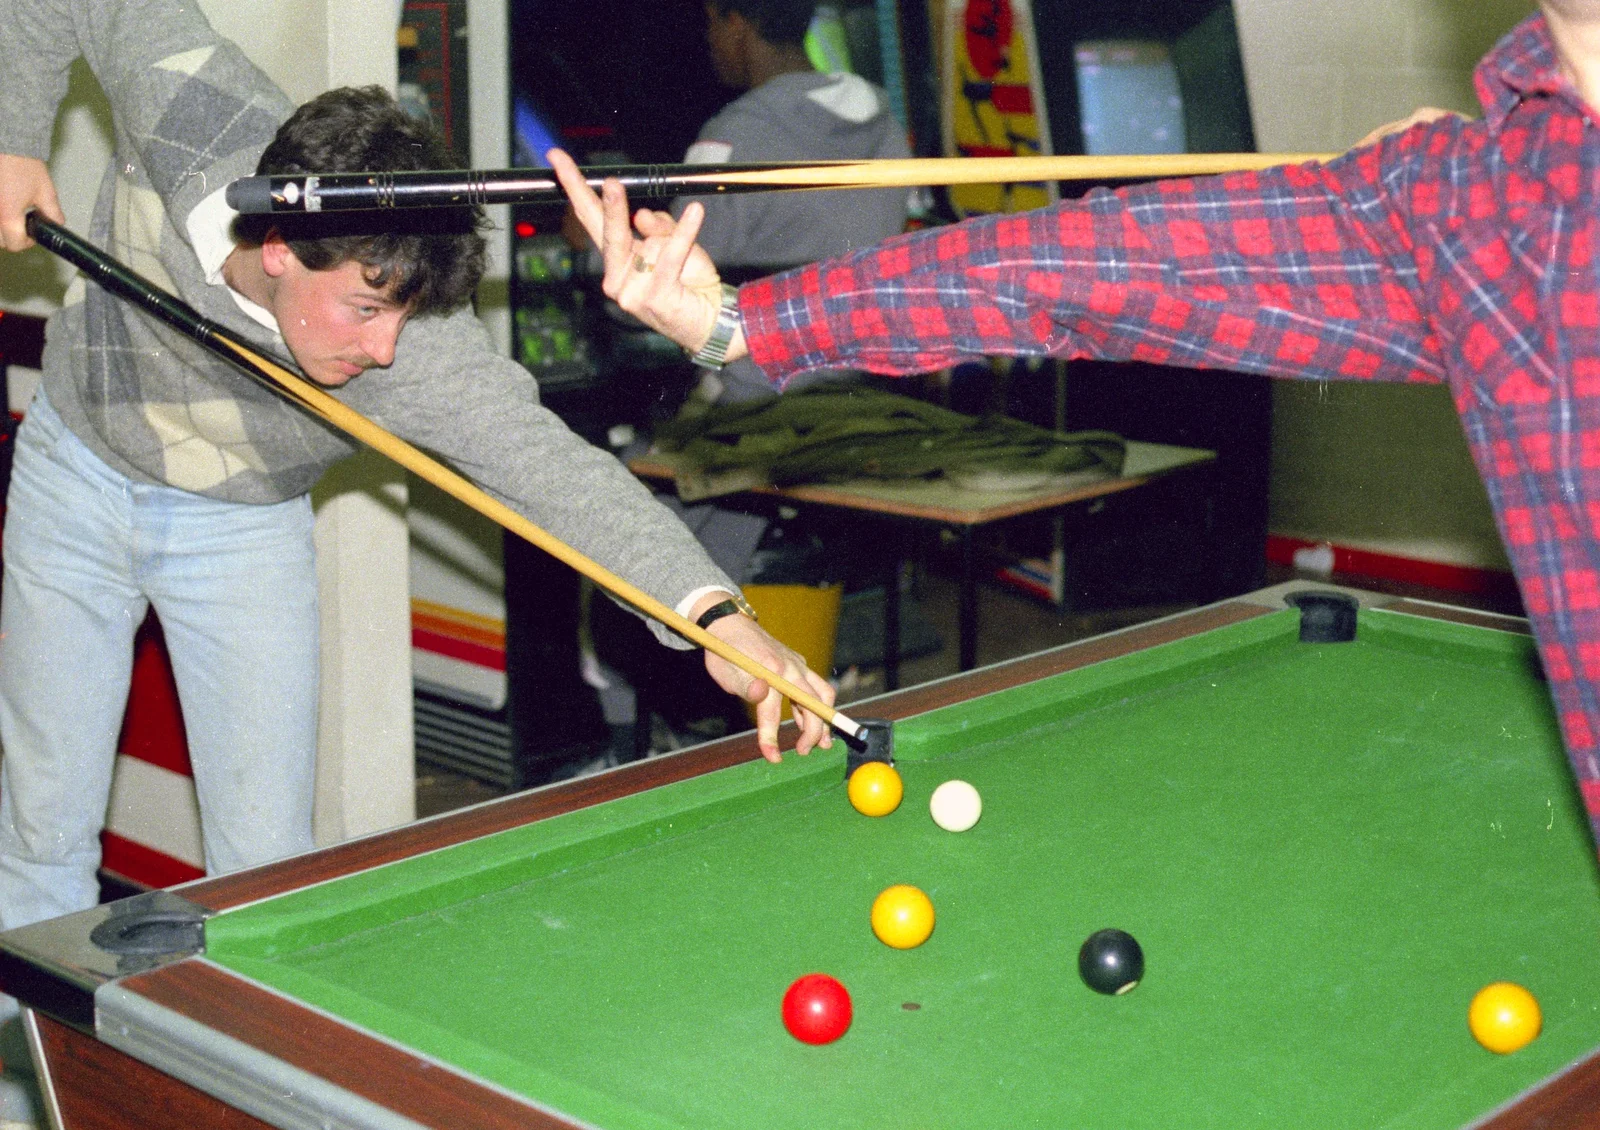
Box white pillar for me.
[309,0,416,843]
[310,453,414,843]
[468,0,511,352]
[202,0,417,843]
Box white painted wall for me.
[0,62,111,315]
[1234,0,1532,152]
[203,0,406,105]
[1232,0,1535,570]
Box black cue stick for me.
[229,164,765,213]
[223,153,1332,214]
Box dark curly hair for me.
[235,86,487,316]
[707,0,817,47]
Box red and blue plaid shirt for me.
[740,13,1600,842]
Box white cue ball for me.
[929,779,982,832]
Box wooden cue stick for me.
[212,338,858,737]
[24,214,858,742]
[673,151,1337,189]
[227,151,1339,214]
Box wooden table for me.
[631,440,1217,685]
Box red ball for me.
[781,973,852,1044]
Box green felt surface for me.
[206,608,1600,1129]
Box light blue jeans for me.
[0,390,320,933]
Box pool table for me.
[5,583,1600,1130]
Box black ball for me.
[1078,928,1144,995]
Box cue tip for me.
[842,716,894,775]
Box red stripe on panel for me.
[1265,535,1521,604]
[117,614,192,776]
[100,830,204,890]
[411,627,507,672]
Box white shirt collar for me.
[186,185,281,333]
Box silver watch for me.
[689,283,741,371]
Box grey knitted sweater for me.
[0,0,733,643]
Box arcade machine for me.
[944,0,1267,609]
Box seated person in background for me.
[550,0,1600,848]
[674,0,909,404]
[572,0,913,738]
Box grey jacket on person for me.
[0,0,734,645]
[675,70,909,403]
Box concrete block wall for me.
[1236,0,1531,151]
[1232,0,1534,571]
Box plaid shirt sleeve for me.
[741,145,1446,391]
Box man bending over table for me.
[0,0,833,971]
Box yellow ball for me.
[871,884,935,949]
[847,761,903,817]
[1469,982,1542,1054]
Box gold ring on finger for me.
[632,254,654,273]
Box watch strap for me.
[689,283,741,371]
[695,595,757,630]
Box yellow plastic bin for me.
[740,582,844,722]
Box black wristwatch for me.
[695,595,758,630]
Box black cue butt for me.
[226,176,275,214]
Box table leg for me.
[959,529,978,671]
[883,554,901,692]
[22,1008,63,1130]
[1056,505,1082,613]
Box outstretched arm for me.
[554,136,1451,392]
[351,302,837,760]
[734,144,1449,388]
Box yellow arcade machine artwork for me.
[942,0,1057,216]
